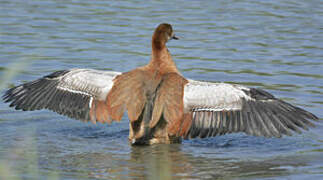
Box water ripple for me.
[0,0,322,179]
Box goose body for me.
[3,23,318,145]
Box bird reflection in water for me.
[59,142,306,180]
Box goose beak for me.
[172,34,179,40]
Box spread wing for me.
[180,80,319,139]
[3,69,121,124]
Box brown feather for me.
[149,73,188,136]
[106,69,148,122]
[179,113,193,138]
[95,101,105,123]
[88,100,112,124]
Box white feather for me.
[57,69,121,101]
[184,80,251,112]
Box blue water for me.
[0,0,322,179]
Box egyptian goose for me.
[3,23,318,145]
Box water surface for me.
[0,0,322,179]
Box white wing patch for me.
[184,80,251,112]
[57,69,120,101]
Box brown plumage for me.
[3,23,319,146]
[106,23,187,144]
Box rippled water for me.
[0,0,322,179]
